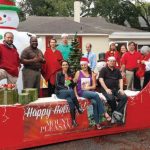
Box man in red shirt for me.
[0,32,20,84]
[121,41,142,90]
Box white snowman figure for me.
[0,0,30,49]
[94,60,106,79]
[0,0,38,92]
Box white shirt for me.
[145,59,150,71]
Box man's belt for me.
[25,67,41,72]
[126,68,137,72]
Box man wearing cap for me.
[0,32,20,84]
[99,56,127,123]
[83,43,97,71]
[57,33,72,60]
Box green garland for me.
[0,5,20,12]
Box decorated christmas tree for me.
[68,33,83,74]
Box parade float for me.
[0,0,150,150]
[0,82,150,149]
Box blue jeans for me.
[56,89,80,111]
[82,91,105,124]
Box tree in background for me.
[134,0,150,30]
[92,0,150,30]
[92,0,141,28]
[18,0,74,18]
[80,0,94,17]
[17,0,150,31]
[68,33,83,74]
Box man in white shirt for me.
[84,43,97,71]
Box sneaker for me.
[111,111,123,124]
[113,111,123,121]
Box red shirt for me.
[0,44,20,77]
[121,50,142,70]
[42,48,63,85]
[136,53,150,78]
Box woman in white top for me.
[140,46,150,88]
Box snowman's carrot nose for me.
[0,17,2,21]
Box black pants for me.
[134,70,141,90]
[48,81,55,97]
[103,89,127,114]
[143,71,150,88]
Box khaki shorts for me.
[0,69,17,84]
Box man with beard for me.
[21,36,45,92]
[0,32,20,84]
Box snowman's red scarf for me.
[0,26,17,30]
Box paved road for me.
[30,129,150,150]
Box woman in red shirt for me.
[105,42,120,68]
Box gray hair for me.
[61,33,68,38]
[140,46,150,54]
